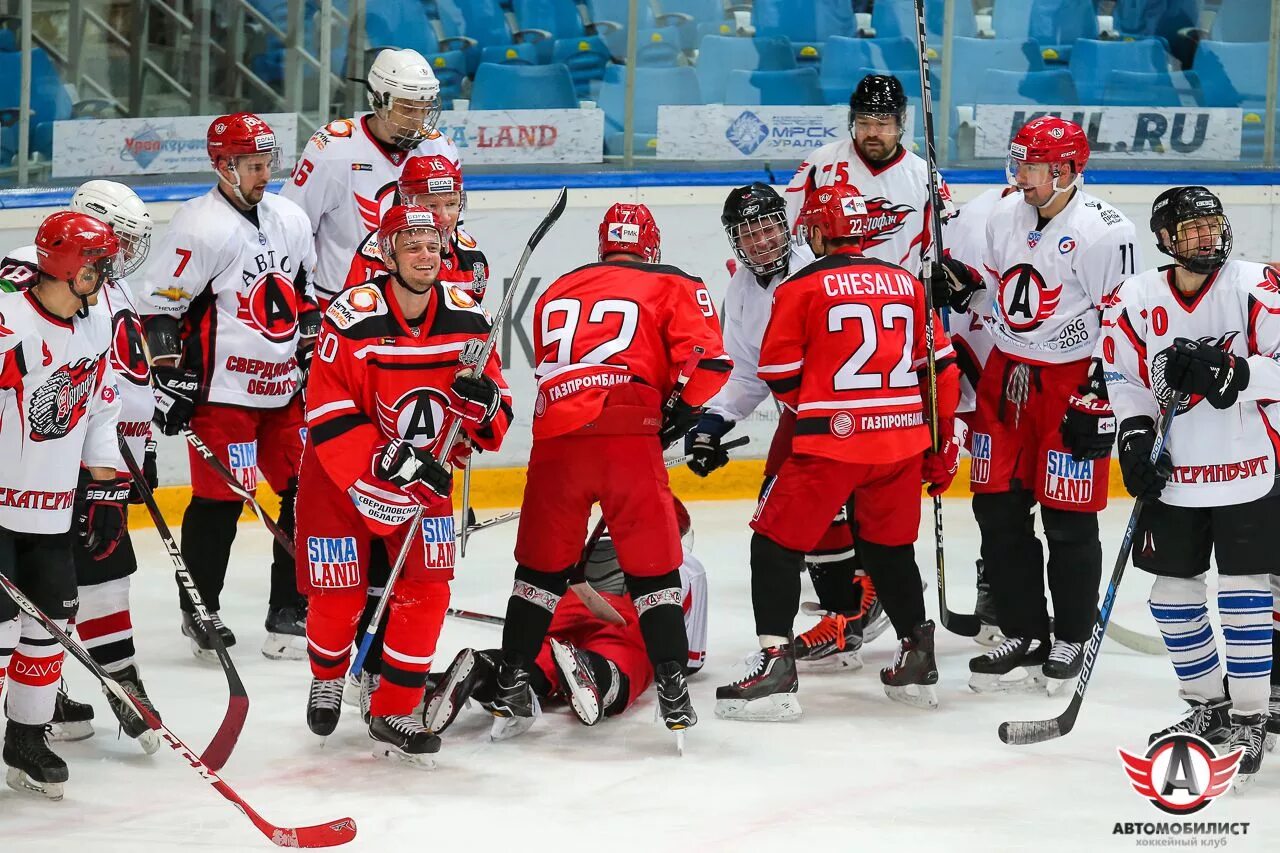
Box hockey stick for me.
[912,0,979,638]
[183,429,294,555]
[999,398,1183,745]
[350,187,569,678]
[0,573,356,847]
[458,454,474,557]
[120,438,248,771]
[1106,620,1166,656]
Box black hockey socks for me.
[750,532,804,640]
[501,565,569,666]
[1041,507,1102,642]
[269,482,301,609]
[972,490,1048,642]
[179,497,242,613]
[806,555,862,614]
[627,568,687,667]
[855,539,925,639]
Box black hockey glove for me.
[1117,416,1173,502]
[151,365,199,436]
[1059,360,1116,461]
[1161,337,1250,410]
[77,474,132,560]
[375,439,452,506]
[660,400,702,449]
[449,371,502,426]
[128,438,159,504]
[929,256,984,313]
[684,412,734,478]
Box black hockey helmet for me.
[721,182,790,280]
[1150,186,1232,274]
[849,74,908,134]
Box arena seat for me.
[469,62,579,110]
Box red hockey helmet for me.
[598,203,661,263]
[399,154,463,198]
[1008,116,1089,180]
[378,204,444,261]
[207,113,281,172]
[796,184,869,246]
[34,211,122,285]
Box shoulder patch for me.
[441,283,486,315]
[455,228,478,250]
[326,283,388,331]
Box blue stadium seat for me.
[752,0,856,63]
[605,26,684,66]
[950,38,1044,104]
[1113,0,1201,39]
[512,0,585,62]
[979,68,1079,104]
[1069,38,1169,103]
[1101,69,1200,107]
[589,0,656,30]
[818,36,917,103]
[457,0,519,51]
[1193,40,1268,107]
[994,0,1098,61]
[658,0,729,51]
[1209,0,1274,43]
[599,63,702,155]
[695,34,796,103]
[553,35,612,97]
[0,48,72,159]
[469,62,579,109]
[429,0,485,75]
[480,42,540,65]
[725,68,823,106]
[426,51,469,109]
[871,0,977,42]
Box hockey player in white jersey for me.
[935,117,1139,693]
[137,113,318,662]
[281,48,460,306]
[1103,187,1275,786]
[2,181,161,749]
[784,74,954,273]
[0,212,129,799]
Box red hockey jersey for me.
[531,260,731,439]
[304,274,511,534]
[344,226,489,298]
[759,251,958,463]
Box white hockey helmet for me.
[70,180,152,276]
[366,48,442,150]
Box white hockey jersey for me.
[4,246,153,463]
[975,188,1140,365]
[705,244,815,423]
[784,140,954,273]
[1103,260,1280,507]
[942,188,1007,414]
[280,115,460,302]
[137,188,316,409]
[0,289,120,533]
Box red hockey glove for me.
[77,475,132,560]
[922,435,960,497]
[449,370,502,426]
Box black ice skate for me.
[1266,685,1279,752]
[1043,640,1084,694]
[487,659,540,741]
[968,636,1048,694]
[3,721,68,800]
[655,661,697,754]
[423,648,497,734]
[307,677,344,738]
[48,685,94,743]
[1148,695,1232,747]
[881,620,940,710]
[262,604,307,661]
[549,639,603,726]
[369,714,441,767]
[714,644,802,722]
[860,588,891,644]
[104,665,161,754]
[973,559,1003,647]
[181,610,235,663]
[793,609,863,672]
[1224,711,1266,792]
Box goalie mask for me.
[722,182,790,281]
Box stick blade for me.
[529,187,568,249]
[998,718,1064,745]
[271,817,358,848]
[941,610,981,638]
[199,694,250,771]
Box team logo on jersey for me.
[830,411,855,438]
[420,514,456,572]
[858,197,914,250]
[970,432,992,484]
[227,441,259,492]
[375,387,449,448]
[1058,235,1076,254]
[1118,733,1241,815]
[1150,332,1240,414]
[444,286,476,310]
[1260,265,1280,293]
[351,163,373,171]
[355,181,399,233]
[348,285,381,312]
[997,264,1062,332]
[1027,230,1042,249]
[111,309,150,385]
[306,536,361,588]
[237,272,299,343]
[1044,450,1092,504]
[28,357,99,442]
[153,286,192,302]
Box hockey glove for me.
[129,438,159,504]
[1162,337,1250,410]
[684,412,734,478]
[1059,360,1116,461]
[922,434,961,497]
[930,256,984,313]
[449,371,502,426]
[151,365,199,436]
[660,400,703,450]
[1117,416,1173,502]
[78,475,132,560]
[375,439,451,507]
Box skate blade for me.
[1265,731,1277,753]
[797,650,864,673]
[188,638,221,664]
[551,642,602,726]
[968,668,1046,695]
[47,720,95,743]
[371,745,436,769]
[975,625,1005,647]
[261,633,308,661]
[5,767,64,801]
[674,729,685,757]
[1232,772,1256,794]
[135,729,161,755]
[863,615,891,644]
[883,682,939,710]
[713,694,803,722]
[489,713,535,741]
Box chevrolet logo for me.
[153,287,191,302]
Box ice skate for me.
[881,621,939,710]
[48,685,94,743]
[1148,695,1232,747]
[262,604,307,661]
[307,677,344,739]
[715,644,802,722]
[369,714,440,767]
[549,639,602,726]
[423,648,496,734]
[973,559,1003,647]
[3,722,68,801]
[1043,640,1084,695]
[488,659,539,741]
[793,609,863,672]
[104,664,161,754]
[1266,685,1279,752]
[654,661,696,754]
[181,610,234,663]
[968,636,1048,694]
[1223,711,1266,792]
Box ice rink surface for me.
[3,498,1274,853]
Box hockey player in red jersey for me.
[716,184,959,720]
[489,203,730,743]
[0,212,130,799]
[137,113,319,662]
[935,117,1138,694]
[344,154,488,298]
[299,204,511,762]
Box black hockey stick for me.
[999,398,1183,745]
[912,0,980,637]
[183,429,295,554]
[0,573,356,847]
[120,437,248,772]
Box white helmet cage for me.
[367,48,443,150]
[70,180,153,276]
